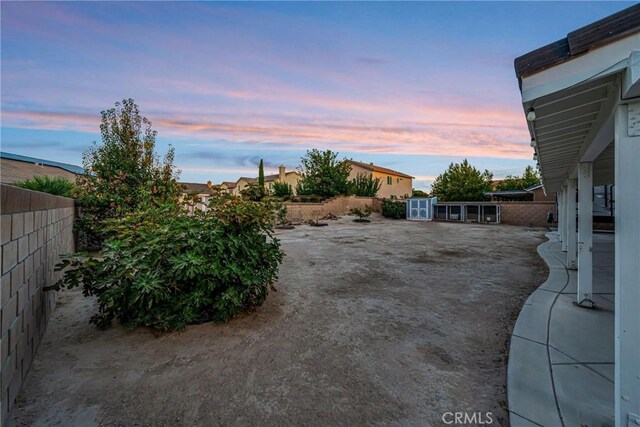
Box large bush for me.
[272,181,293,197]
[14,176,76,197]
[349,173,381,197]
[382,199,406,219]
[496,165,540,191]
[75,99,180,245]
[296,149,350,197]
[430,159,493,201]
[54,196,284,331]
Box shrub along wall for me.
[0,184,75,424]
[285,195,380,223]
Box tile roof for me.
[346,160,414,179]
[515,4,640,80]
[0,151,84,175]
[179,182,219,194]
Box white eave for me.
[520,33,640,193]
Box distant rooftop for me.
[346,160,414,179]
[0,152,84,175]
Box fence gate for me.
[407,197,434,220]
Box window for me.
[387,176,392,185]
[397,177,401,183]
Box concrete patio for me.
[508,231,614,426]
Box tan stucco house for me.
[346,160,413,199]
[230,165,301,196]
[0,152,83,184]
[179,181,220,211]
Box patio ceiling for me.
[529,74,618,192]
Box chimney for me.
[279,165,286,181]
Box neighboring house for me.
[231,165,302,196]
[267,165,301,195]
[485,183,555,202]
[346,160,413,199]
[179,181,220,211]
[219,181,238,195]
[0,152,83,184]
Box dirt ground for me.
[11,215,548,426]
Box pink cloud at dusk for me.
[2,107,530,159]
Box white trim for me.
[614,102,640,427]
[521,35,638,103]
[577,162,593,306]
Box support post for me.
[566,179,577,269]
[558,188,565,244]
[577,162,593,307]
[560,187,568,251]
[614,102,640,427]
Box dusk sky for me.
[1,1,634,189]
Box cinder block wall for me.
[285,196,379,223]
[0,184,75,424]
[498,201,556,227]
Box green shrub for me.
[75,99,180,246]
[350,205,372,221]
[412,189,429,197]
[349,173,381,197]
[272,181,293,197]
[381,199,406,219]
[240,182,265,201]
[54,195,284,331]
[296,149,350,197]
[291,195,324,203]
[14,176,76,197]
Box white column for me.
[558,188,565,243]
[614,102,640,427]
[566,179,577,269]
[577,162,593,307]
[561,186,568,251]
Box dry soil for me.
[11,215,548,426]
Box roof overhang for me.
[517,37,640,193]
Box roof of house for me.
[485,183,543,198]
[0,151,84,175]
[221,181,237,188]
[485,190,531,198]
[179,182,219,194]
[346,160,414,179]
[237,171,300,184]
[514,4,640,80]
[237,177,257,183]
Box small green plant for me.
[272,181,293,197]
[381,199,406,219]
[349,173,381,197]
[54,195,284,331]
[350,205,372,222]
[14,176,76,197]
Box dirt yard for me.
[11,216,547,426]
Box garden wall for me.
[285,196,380,223]
[498,201,556,227]
[0,184,75,424]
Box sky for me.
[1,1,635,190]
